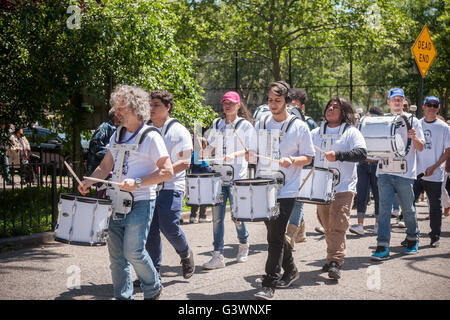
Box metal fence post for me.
[51,161,58,230]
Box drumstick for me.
[297,167,315,193]
[229,120,249,153]
[314,145,326,154]
[255,153,280,163]
[64,161,83,186]
[83,176,121,186]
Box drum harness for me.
[107,123,160,220]
[210,117,245,185]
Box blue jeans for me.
[212,185,249,253]
[377,174,419,247]
[107,200,160,300]
[356,161,379,219]
[146,190,190,271]
[289,201,304,226]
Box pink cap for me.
[220,91,240,104]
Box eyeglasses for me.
[425,103,439,109]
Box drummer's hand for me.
[78,180,91,195]
[325,151,337,162]
[408,128,417,140]
[119,178,137,192]
[279,157,293,168]
[425,165,437,177]
[223,153,235,162]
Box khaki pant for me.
[316,192,354,266]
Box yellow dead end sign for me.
[411,25,437,78]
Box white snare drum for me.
[296,167,339,205]
[358,114,412,158]
[185,172,223,206]
[55,194,112,246]
[231,178,279,222]
[212,164,234,186]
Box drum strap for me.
[319,122,348,168]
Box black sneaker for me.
[134,271,162,288]
[322,263,330,272]
[401,238,408,247]
[254,287,274,300]
[430,237,440,248]
[144,286,162,300]
[180,249,195,279]
[328,261,341,280]
[275,269,299,288]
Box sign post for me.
[411,25,437,118]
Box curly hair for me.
[323,97,355,126]
[109,85,150,121]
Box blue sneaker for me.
[371,246,390,261]
[405,240,419,254]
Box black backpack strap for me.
[234,118,245,130]
[162,118,182,136]
[138,126,161,144]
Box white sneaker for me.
[349,224,365,236]
[236,243,249,263]
[396,218,406,228]
[315,226,325,234]
[202,251,225,270]
[391,209,400,218]
[189,217,198,224]
[199,217,212,223]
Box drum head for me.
[392,116,409,157]
[233,178,275,186]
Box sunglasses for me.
[425,103,439,109]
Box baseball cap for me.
[424,96,440,106]
[220,91,240,104]
[388,88,405,99]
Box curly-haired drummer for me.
[311,97,367,280]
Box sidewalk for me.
[0,200,449,300]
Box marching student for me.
[254,81,314,300]
[311,97,367,280]
[145,90,195,279]
[371,88,424,260]
[202,91,257,269]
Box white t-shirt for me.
[376,115,424,180]
[207,118,257,180]
[311,124,367,194]
[417,118,450,182]
[108,126,169,201]
[155,119,193,191]
[255,116,315,199]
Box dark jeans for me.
[414,179,442,239]
[356,161,379,218]
[146,190,190,272]
[262,198,296,289]
[190,205,207,219]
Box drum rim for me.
[60,193,112,205]
[232,178,276,185]
[186,172,222,178]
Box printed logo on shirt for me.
[424,129,432,150]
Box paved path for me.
[1,200,449,300]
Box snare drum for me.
[296,167,339,205]
[358,114,412,158]
[212,164,234,186]
[185,172,223,206]
[55,194,112,246]
[231,178,279,221]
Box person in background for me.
[0,123,13,185]
[350,106,383,236]
[7,126,35,184]
[189,136,212,223]
[87,108,118,198]
[413,96,450,248]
